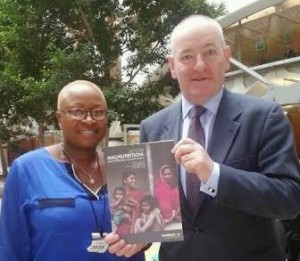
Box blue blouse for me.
[0,148,145,261]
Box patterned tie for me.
[186,105,206,211]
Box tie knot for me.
[190,106,206,118]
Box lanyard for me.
[65,157,107,236]
[90,194,107,236]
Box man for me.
[139,15,300,261]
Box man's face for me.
[56,85,108,150]
[168,25,231,104]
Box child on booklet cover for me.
[110,186,133,234]
[134,195,165,233]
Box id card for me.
[87,232,108,253]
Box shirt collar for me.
[181,86,224,120]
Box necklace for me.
[61,145,98,185]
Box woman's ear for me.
[55,111,62,129]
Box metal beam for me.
[218,0,285,29]
[274,13,300,25]
[223,0,288,90]
[229,57,275,89]
[227,56,300,78]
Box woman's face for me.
[56,83,108,151]
[161,168,173,184]
[124,174,136,188]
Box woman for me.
[121,171,144,233]
[0,80,146,261]
[154,165,181,224]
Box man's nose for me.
[194,55,206,72]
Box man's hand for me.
[172,138,214,183]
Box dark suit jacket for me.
[140,89,300,261]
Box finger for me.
[124,244,144,257]
[104,232,119,245]
[173,144,195,164]
[114,244,133,257]
[114,243,141,257]
[171,138,193,153]
[118,244,141,257]
[107,238,126,254]
[173,149,187,164]
[183,156,196,173]
[182,153,191,163]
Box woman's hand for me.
[104,232,146,257]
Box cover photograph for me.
[103,140,183,244]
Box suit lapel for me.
[193,90,241,217]
[207,90,241,163]
[161,102,182,143]
[164,91,241,163]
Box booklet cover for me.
[103,140,183,244]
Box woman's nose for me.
[84,111,95,121]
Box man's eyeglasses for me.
[60,108,107,121]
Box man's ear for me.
[223,45,232,72]
[167,56,177,79]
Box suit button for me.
[193,227,203,234]
[224,200,236,207]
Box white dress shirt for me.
[180,87,223,197]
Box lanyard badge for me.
[87,232,109,253]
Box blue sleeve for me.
[0,161,31,261]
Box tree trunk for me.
[38,121,45,147]
[0,140,8,177]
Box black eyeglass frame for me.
[59,108,107,121]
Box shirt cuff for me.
[200,162,220,197]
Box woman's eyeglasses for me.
[60,108,107,121]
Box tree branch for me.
[122,41,162,87]
[78,8,94,40]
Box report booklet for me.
[103,140,184,244]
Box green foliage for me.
[104,82,164,125]
[0,0,225,141]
